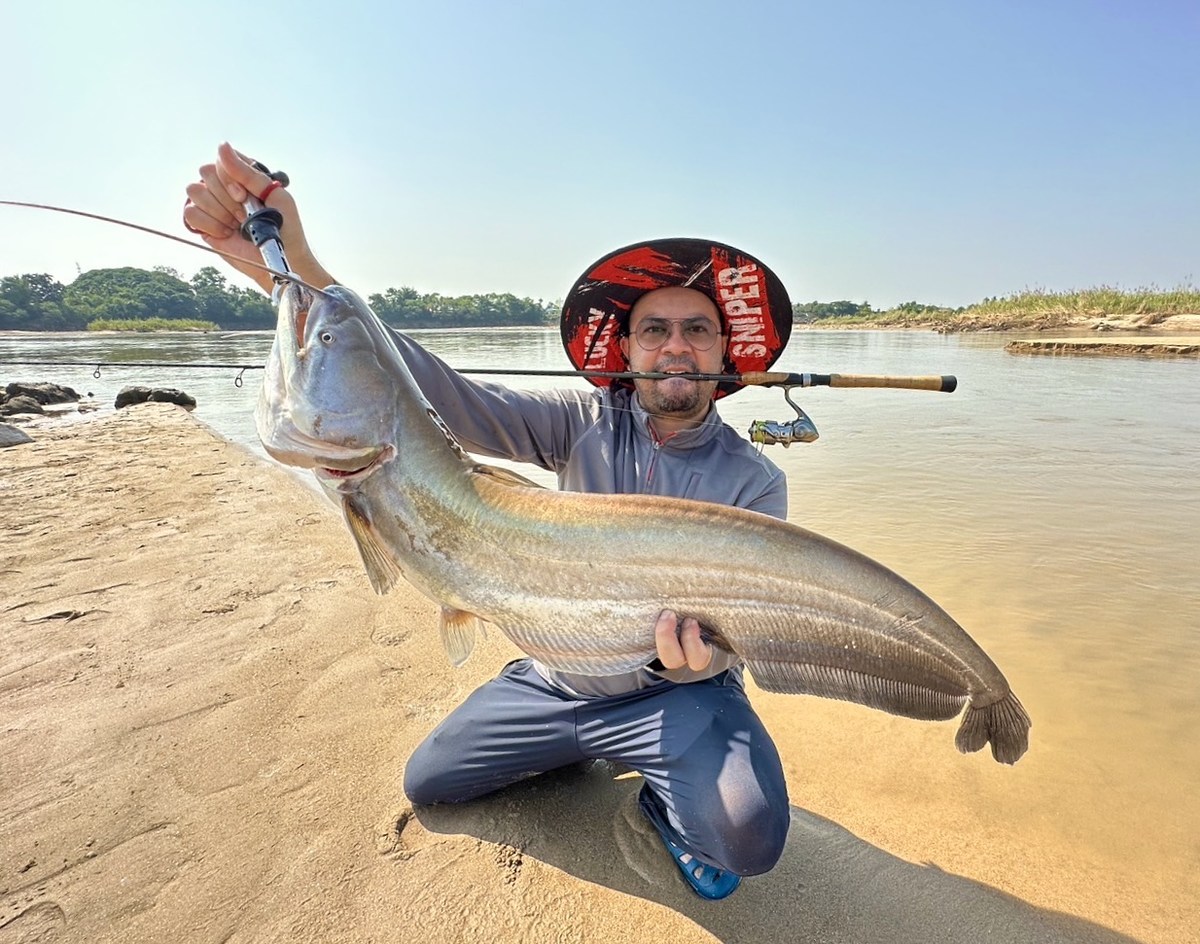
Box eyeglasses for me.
[630,317,723,351]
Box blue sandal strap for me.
[638,786,741,901]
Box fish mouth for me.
[281,282,313,354]
[314,443,396,485]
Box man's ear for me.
[619,335,629,361]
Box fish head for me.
[256,281,406,483]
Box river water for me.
[3,327,1199,937]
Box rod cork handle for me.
[827,373,957,392]
[739,371,957,392]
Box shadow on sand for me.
[414,762,1141,944]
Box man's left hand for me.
[654,610,713,672]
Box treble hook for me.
[748,385,820,449]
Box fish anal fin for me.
[471,463,547,490]
[439,606,485,666]
[343,498,402,595]
[746,660,967,723]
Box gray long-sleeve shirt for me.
[388,328,788,697]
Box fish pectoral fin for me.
[470,463,547,490]
[342,497,402,595]
[439,606,485,666]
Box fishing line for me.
[1,202,956,391]
[0,200,328,296]
[2,198,954,443]
[2,359,261,386]
[1,199,957,394]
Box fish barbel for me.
[256,283,1031,764]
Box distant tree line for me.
[3,265,971,332]
[367,286,556,329]
[792,299,963,321]
[0,266,558,332]
[792,300,875,321]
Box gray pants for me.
[403,659,790,875]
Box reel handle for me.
[240,162,292,282]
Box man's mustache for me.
[650,357,701,374]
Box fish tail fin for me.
[955,691,1031,764]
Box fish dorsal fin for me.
[342,497,402,595]
[471,463,547,490]
[439,606,485,666]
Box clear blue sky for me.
[2,0,1196,308]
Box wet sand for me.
[1,404,1188,943]
[1006,336,1200,356]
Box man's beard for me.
[634,357,717,417]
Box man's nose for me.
[659,322,693,352]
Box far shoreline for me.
[6,307,1200,340]
[799,309,1200,335]
[7,314,1200,368]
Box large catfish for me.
[256,284,1031,764]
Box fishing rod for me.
[472,368,957,392]
[1,193,956,388]
[2,193,956,447]
[1,359,955,392]
[2,359,955,447]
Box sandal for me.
[638,786,741,901]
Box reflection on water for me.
[4,326,1199,936]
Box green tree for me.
[191,266,237,326]
[190,266,228,292]
[229,287,275,329]
[64,267,199,323]
[792,300,873,321]
[0,274,84,330]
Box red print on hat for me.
[560,238,792,398]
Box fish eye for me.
[320,331,334,344]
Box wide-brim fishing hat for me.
[560,237,792,399]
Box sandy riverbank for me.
[1005,336,1200,357]
[800,310,1200,337]
[0,405,1184,943]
